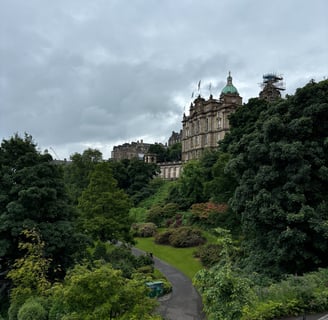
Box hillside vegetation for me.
[0,79,327,320]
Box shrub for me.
[146,205,165,225]
[17,298,47,320]
[131,223,157,237]
[165,214,183,228]
[190,202,229,227]
[154,230,173,245]
[194,244,222,267]
[169,227,206,248]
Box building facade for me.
[111,140,152,160]
[181,73,242,161]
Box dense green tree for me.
[194,228,254,320]
[167,142,182,162]
[167,160,207,209]
[126,159,160,204]
[227,79,328,276]
[78,162,133,243]
[148,143,167,162]
[49,262,161,320]
[0,134,85,302]
[63,148,103,204]
[219,98,269,153]
[204,152,238,203]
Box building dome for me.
[221,72,239,95]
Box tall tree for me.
[227,80,328,276]
[0,134,85,301]
[78,162,133,243]
[63,148,103,204]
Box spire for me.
[228,71,232,84]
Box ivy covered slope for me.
[225,79,328,276]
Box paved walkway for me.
[132,247,206,320]
[132,247,328,320]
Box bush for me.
[194,243,222,267]
[155,227,206,248]
[169,227,206,248]
[146,205,165,225]
[154,230,173,245]
[17,298,47,320]
[165,213,183,228]
[131,223,157,237]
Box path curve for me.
[132,247,206,320]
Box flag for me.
[198,80,201,91]
[208,82,212,92]
[191,91,194,98]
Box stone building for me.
[111,140,152,160]
[259,73,285,102]
[168,130,182,146]
[181,72,242,161]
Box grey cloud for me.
[1,0,327,158]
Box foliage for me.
[63,148,103,204]
[17,297,47,320]
[203,152,238,203]
[146,202,179,226]
[49,262,159,320]
[131,223,157,237]
[190,202,228,226]
[242,268,328,320]
[147,142,181,162]
[147,143,167,162]
[194,227,253,320]
[194,263,254,320]
[7,229,51,298]
[88,242,154,278]
[226,79,328,276]
[0,134,85,303]
[137,179,173,209]
[166,142,182,162]
[78,162,133,243]
[193,243,223,268]
[109,159,160,205]
[167,160,207,209]
[155,227,206,248]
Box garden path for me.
[132,247,206,320]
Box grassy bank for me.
[134,237,203,279]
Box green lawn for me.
[134,237,203,279]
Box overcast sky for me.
[1,0,327,159]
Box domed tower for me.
[181,72,242,162]
[220,71,242,105]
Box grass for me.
[134,236,203,279]
[138,179,175,209]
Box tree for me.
[204,152,238,203]
[147,143,167,162]
[167,142,182,162]
[167,160,206,209]
[0,134,85,302]
[78,162,133,243]
[63,148,103,204]
[7,229,51,320]
[227,79,328,276]
[194,228,254,320]
[49,262,161,320]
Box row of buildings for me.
[111,73,284,179]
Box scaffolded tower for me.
[259,73,285,102]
